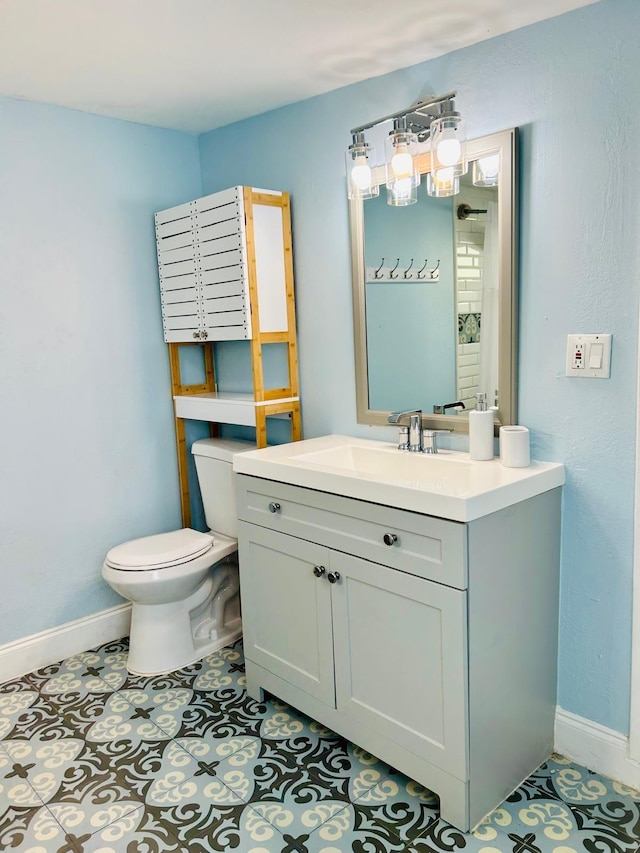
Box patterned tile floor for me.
[1,638,639,853]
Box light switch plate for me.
[566,333,612,378]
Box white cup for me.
[499,425,530,468]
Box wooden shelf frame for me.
[166,188,302,527]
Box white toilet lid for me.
[105,528,214,571]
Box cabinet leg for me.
[439,789,470,833]
[245,662,266,703]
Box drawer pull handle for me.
[313,565,326,578]
[383,533,398,546]
[268,502,281,514]
[327,571,341,584]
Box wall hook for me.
[374,258,385,280]
[389,258,400,280]
[430,259,441,279]
[417,259,428,280]
[403,259,414,279]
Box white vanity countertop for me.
[233,434,565,522]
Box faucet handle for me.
[397,425,410,452]
[421,428,452,454]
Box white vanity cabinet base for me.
[245,659,471,831]
[237,475,561,832]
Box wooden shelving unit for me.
[156,186,301,527]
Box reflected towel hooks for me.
[366,258,441,283]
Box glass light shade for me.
[426,168,460,198]
[345,135,379,200]
[472,154,500,187]
[384,127,420,201]
[430,114,467,177]
[387,177,417,206]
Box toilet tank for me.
[191,438,256,538]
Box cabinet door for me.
[238,523,335,706]
[331,553,468,779]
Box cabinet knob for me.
[192,331,201,339]
[268,502,281,514]
[327,571,341,584]
[313,565,326,578]
[383,533,398,546]
[202,330,209,339]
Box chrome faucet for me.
[387,409,423,452]
[387,409,452,453]
[422,429,451,454]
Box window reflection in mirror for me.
[350,129,517,434]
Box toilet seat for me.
[105,528,215,571]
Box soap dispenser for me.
[469,392,494,461]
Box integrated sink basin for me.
[233,435,565,522]
[295,442,473,489]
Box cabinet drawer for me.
[236,475,467,589]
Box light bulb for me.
[472,154,500,187]
[436,137,461,167]
[479,155,499,179]
[394,177,413,197]
[436,167,455,183]
[351,161,372,190]
[391,148,413,178]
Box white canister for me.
[499,425,530,468]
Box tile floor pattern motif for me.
[1,639,639,853]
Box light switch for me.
[589,343,604,369]
[566,334,612,378]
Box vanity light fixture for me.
[429,111,467,177]
[425,168,460,198]
[345,131,380,199]
[472,154,500,187]
[346,92,467,206]
[385,117,420,206]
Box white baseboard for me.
[0,604,132,683]
[555,706,640,789]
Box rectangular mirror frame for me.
[350,127,519,434]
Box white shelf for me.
[173,391,299,425]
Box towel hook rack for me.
[416,259,428,280]
[403,259,414,279]
[374,258,385,279]
[389,258,400,280]
[430,259,441,279]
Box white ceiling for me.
[0,0,598,134]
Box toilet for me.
[102,437,254,675]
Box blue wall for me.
[199,0,639,733]
[0,97,201,644]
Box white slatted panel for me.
[155,186,251,343]
[162,287,199,305]
[200,248,243,271]
[200,267,245,286]
[201,280,245,299]
[160,274,198,293]
[197,233,241,255]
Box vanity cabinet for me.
[236,473,561,832]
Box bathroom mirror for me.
[350,128,518,433]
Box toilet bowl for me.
[102,438,254,675]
